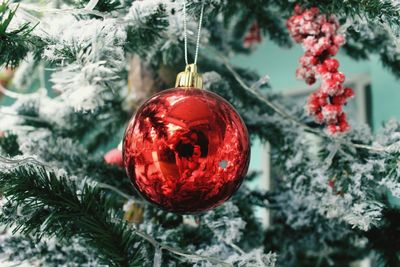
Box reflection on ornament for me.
[123,74,250,213]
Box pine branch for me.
[0,132,21,157]
[12,97,129,152]
[0,163,251,266]
[222,1,292,48]
[0,104,133,196]
[0,1,38,67]
[0,165,144,267]
[125,3,169,59]
[271,0,400,24]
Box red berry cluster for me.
[286,5,354,134]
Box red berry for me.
[344,87,354,98]
[316,63,328,74]
[303,36,317,49]
[299,55,315,66]
[327,124,338,134]
[321,79,340,94]
[334,34,346,46]
[338,112,347,122]
[322,104,342,123]
[318,95,328,106]
[324,58,339,72]
[308,103,320,113]
[312,37,330,55]
[315,14,327,26]
[328,45,339,56]
[315,111,324,123]
[339,121,350,132]
[332,95,346,105]
[310,56,318,65]
[318,93,329,106]
[332,72,345,83]
[303,10,315,21]
[321,23,335,35]
[306,76,316,85]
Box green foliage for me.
[125,4,169,58]
[264,212,366,266]
[366,206,400,266]
[0,132,21,157]
[276,0,400,22]
[0,1,37,67]
[224,1,292,49]
[0,165,144,267]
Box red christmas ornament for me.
[287,5,354,134]
[123,65,250,214]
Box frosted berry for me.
[287,4,354,134]
[332,72,345,83]
[324,58,339,72]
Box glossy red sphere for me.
[123,87,250,213]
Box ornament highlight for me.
[123,65,250,214]
[287,5,354,133]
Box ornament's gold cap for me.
[175,64,203,89]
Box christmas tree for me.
[1,0,400,266]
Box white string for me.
[0,85,22,99]
[183,2,188,65]
[183,0,205,65]
[0,155,52,168]
[194,1,205,64]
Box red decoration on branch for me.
[287,5,354,134]
[104,148,124,168]
[243,21,262,48]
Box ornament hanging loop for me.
[183,0,205,65]
[177,0,205,89]
[175,64,203,88]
